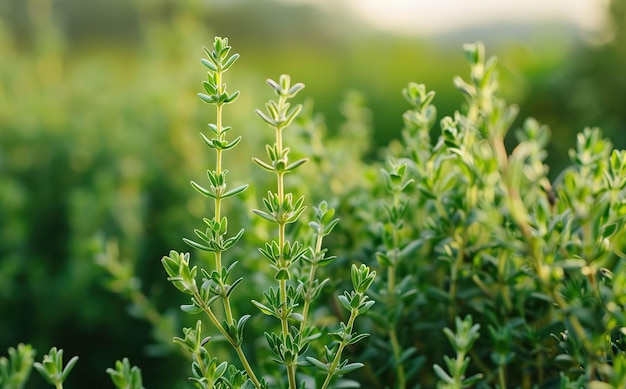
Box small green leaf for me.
[601,223,618,237]
[275,268,290,280]
[252,209,275,223]
[305,357,328,371]
[266,78,280,92]
[201,58,218,72]
[61,356,79,383]
[346,333,369,345]
[222,53,239,71]
[224,90,240,104]
[462,372,485,386]
[183,238,215,252]
[289,312,304,322]
[358,300,375,314]
[338,294,351,311]
[222,184,249,199]
[190,181,217,199]
[255,109,276,126]
[251,300,275,317]
[198,93,215,104]
[285,158,308,172]
[432,363,453,383]
[283,104,303,127]
[337,362,363,374]
[221,136,242,150]
[252,157,275,172]
[181,304,203,314]
[287,82,305,96]
[202,80,217,95]
[227,277,243,297]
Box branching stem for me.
[321,310,358,389]
[194,289,262,388]
[300,230,323,334]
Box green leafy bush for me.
[4,35,626,389]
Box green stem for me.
[448,235,466,323]
[454,349,467,386]
[278,218,288,338]
[300,231,324,334]
[386,192,406,388]
[299,273,314,334]
[287,364,297,389]
[388,264,396,296]
[194,349,208,383]
[195,291,262,388]
[213,70,235,331]
[498,364,506,389]
[496,251,512,312]
[278,214,296,388]
[389,328,406,389]
[387,262,406,389]
[220,273,235,323]
[276,128,284,162]
[279,278,289,335]
[321,309,358,389]
[214,72,224,270]
[215,70,224,155]
[234,346,263,389]
[274,100,297,389]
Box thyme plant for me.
[161,36,262,388]
[0,344,35,389]
[106,358,145,389]
[0,344,143,389]
[161,37,374,389]
[433,315,482,389]
[5,37,626,389]
[357,41,626,388]
[251,73,375,388]
[374,161,415,388]
[33,347,78,389]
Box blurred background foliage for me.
[1,0,625,387]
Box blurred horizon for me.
[2,0,609,49]
[1,0,616,139]
[283,0,607,39]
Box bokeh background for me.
[1,0,625,387]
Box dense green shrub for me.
[4,33,626,389]
[351,42,626,388]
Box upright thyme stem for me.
[299,231,323,334]
[253,74,306,389]
[273,122,290,349]
[163,37,260,388]
[321,311,358,389]
[388,257,407,389]
[275,127,294,385]
[389,328,405,389]
[388,195,406,388]
[316,264,375,389]
[448,234,466,323]
[377,162,412,389]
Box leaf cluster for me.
[348,41,626,388]
[7,35,626,389]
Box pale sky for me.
[277,0,608,37]
[347,0,607,36]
